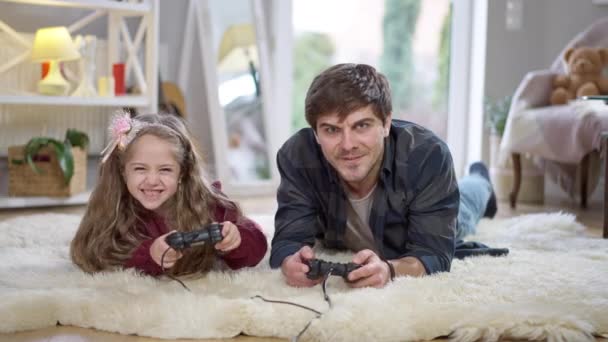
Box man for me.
[270,63,497,288]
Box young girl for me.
[70,112,267,277]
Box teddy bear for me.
[550,47,608,105]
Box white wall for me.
[483,0,608,203]
[485,0,608,101]
[155,1,217,173]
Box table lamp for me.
[30,26,80,96]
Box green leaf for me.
[48,140,74,185]
[62,141,75,185]
[65,129,89,150]
[485,95,512,136]
[24,137,52,175]
[22,131,79,185]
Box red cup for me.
[113,63,125,95]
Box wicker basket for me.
[8,145,87,197]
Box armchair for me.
[500,17,608,234]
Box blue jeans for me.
[456,174,493,240]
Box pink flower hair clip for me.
[100,112,148,163]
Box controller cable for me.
[321,268,333,308]
[161,247,190,291]
[253,268,335,342]
[160,249,336,341]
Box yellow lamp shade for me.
[30,26,80,62]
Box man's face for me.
[315,106,391,193]
[123,134,181,212]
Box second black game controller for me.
[165,223,223,250]
[306,258,361,281]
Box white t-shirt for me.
[343,185,379,253]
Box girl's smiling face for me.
[123,134,181,212]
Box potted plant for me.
[8,129,89,197]
[485,95,511,136]
[484,95,544,204]
[484,95,511,168]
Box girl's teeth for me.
[142,190,161,198]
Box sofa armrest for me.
[510,70,561,113]
[500,70,562,160]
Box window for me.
[292,0,452,140]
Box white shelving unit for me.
[2,0,151,12]
[0,94,149,107]
[0,191,93,208]
[0,0,159,208]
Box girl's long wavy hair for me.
[70,113,240,276]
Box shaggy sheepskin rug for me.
[0,212,607,342]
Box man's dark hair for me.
[304,63,392,130]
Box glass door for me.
[292,0,452,140]
[199,0,277,194]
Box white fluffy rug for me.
[1,212,607,342]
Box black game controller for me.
[165,223,224,250]
[306,258,361,281]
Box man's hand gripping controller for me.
[305,258,361,281]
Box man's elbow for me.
[415,254,452,274]
[437,253,453,273]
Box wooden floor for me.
[1,196,606,342]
